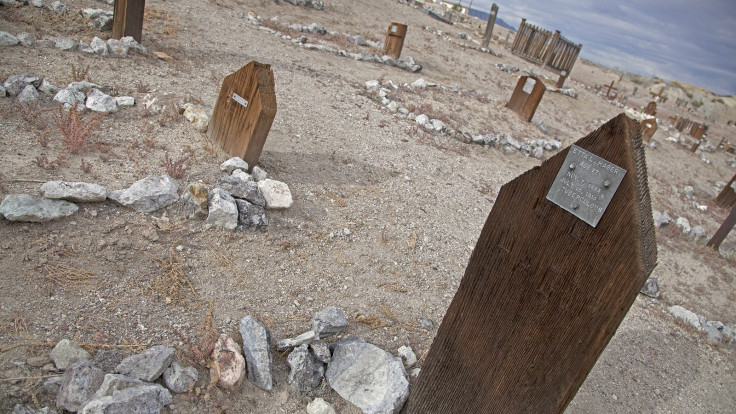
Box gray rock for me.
[288,344,324,393]
[42,376,63,395]
[86,373,144,400]
[312,307,348,339]
[310,340,331,364]
[231,169,252,182]
[235,199,268,229]
[690,225,706,242]
[431,119,447,133]
[107,38,128,56]
[90,36,108,55]
[67,81,100,93]
[533,119,548,134]
[81,8,111,19]
[217,177,265,206]
[114,345,176,382]
[12,405,57,414]
[668,305,702,330]
[417,317,434,330]
[0,31,19,46]
[115,96,135,106]
[652,210,671,228]
[307,398,336,414]
[56,360,105,412]
[4,75,41,96]
[258,179,293,209]
[50,0,66,13]
[31,0,44,7]
[640,277,660,298]
[17,85,39,104]
[325,338,409,414]
[180,181,208,219]
[80,383,172,414]
[532,146,544,159]
[53,88,85,109]
[55,36,76,50]
[675,217,691,234]
[121,36,146,54]
[206,188,238,230]
[239,315,274,391]
[163,361,197,393]
[41,181,107,202]
[251,166,268,181]
[91,348,124,372]
[86,88,117,112]
[220,157,249,174]
[38,79,59,95]
[0,194,78,222]
[108,175,180,213]
[50,339,91,370]
[704,323,723,344]
[277,330,317,352]
[397,346,416,368]
[499,134,521,150]
[0,85,5,97]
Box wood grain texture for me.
[207,62,277,169]
[507,76,546,122]
[641,119,657,142]
[707,205,736,249]
[715,173,736,209]
[112,0,145,43]
[384,23,408,59]
[403,114,656,414]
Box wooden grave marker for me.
[403,114,657,414]
[715,173,736,209]
[481,3,499,49]
[650,86,667,102]
[207,62,277,169]
[112,0,145,43]
[384,23,408,59]
[641,118,657,142]
[707,205,736,250]
[644,101,657,116]
[604,80,616,97]
[692,124,707,140]
[507,75,546,122]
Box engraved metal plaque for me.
[546,145,626,227]
[391,25,398,33]
[522,78,536,94]
[232,92,248,109]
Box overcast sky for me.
[466,0,736,95]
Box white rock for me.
[182,103,209,132]
[258,179,293,209]
[365,80,380,91]
[231,169,253,182]
[668,305,702,330]
[411,78,427,89]
[675,217,691,234]
[415,114,429,126]
[41,181,107,202]
[17,85,39,104]
[90,36,108,55]
[397,345,417,368]
[38,79,58,95]
[107,38,128,56]
[251,166,267,181]
[86,88,117,112]
[205,188,238,230]
[220,157,249,174]
[115,96,135,106]
[307,398,336,414]
[108,175,180,213]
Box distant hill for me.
[468,8,517,31]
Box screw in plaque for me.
[571,202,579,210]
[603,180,611,188]
[569,164,576,170]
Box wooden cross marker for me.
[384,23,408,59]
[507,75,546,122]
[715,173,736,209]
[112,0,146,43]
[707,205,736,250]
[604,80,616,97]
[207,62,277,169]
[403,114,657,414]
[649,87,666,102]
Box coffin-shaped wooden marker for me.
[384,23,408,59]
[403,114,657,414]
[208,62,277,169]
[507,75,546,122]
[641,118,657,142]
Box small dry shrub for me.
[80,158,93,173]
[162,153,191,179]
[54,104,105,154]
[35,154,68,170]
[151,249,196,303]
[70,64,90,83]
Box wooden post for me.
[507,76,546,122]
[707,205,736,249]
[384,23,408,59]
[644,101,657,116]
[691,140,701,152]
[112,0,145,43]
[481,3,499,49]
[604,80,615,97]
[641,118,657,142]
[207,62,277,169]
[403,114,656,414]
[692,125,706,140]
[511,18,526,52]
[542,30,561,69]
[715,174,736,209]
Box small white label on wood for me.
[522,78,536,94]
[391,25,398,33]
[232,93,248,109]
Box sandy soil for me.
[0,0,735,412]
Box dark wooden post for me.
[691,140,702,152]
[604,80,615,97]
[207,62,277,169]
[715,174,736,209]
[384,23,408,59]
[112,0,145,43]
[692,125,706,140]
[403,114,657,414]
[481,3,499,49]
[507,75,546,122]
[641,118,657,142]
[644,101,657,116]
[707,206,736,249]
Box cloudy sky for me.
[466,0,736,95]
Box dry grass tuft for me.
[377,281,408,293]
[40,263,98,286]
[175,299,218,369]
[162,153,191,179]
[54,103,105,154]
[151,249,196,304]
[70,64,90,83]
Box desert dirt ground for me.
[0,0,735,412]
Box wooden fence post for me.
[511,18,526,52]
[707,205,736,250]
[207,62,277,169]
[507,75,546,122]
[481,3,499,49]
[715,174,736,209]
[384,23,408,59]
[402,114,656,414]
[112,0,145,43]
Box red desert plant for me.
[54,103,105,154]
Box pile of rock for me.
[1,0,67,12]
[668,305,736,346]
[471,134,562,159]
[282,0,323,9]
[652,210,708,243]
[0,158,292,232]
[495,63,520,74]
[81,8,113,31]
[0,26,146,58]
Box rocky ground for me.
[1,0,735,412]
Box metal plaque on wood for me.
[547,144,626,227]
